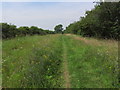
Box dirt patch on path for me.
[65,34,73,36]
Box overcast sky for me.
[2,2,95,30]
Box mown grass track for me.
[62,37,70,88]
[2,34,119,88]
[62,35,118,88]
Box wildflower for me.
[43,55,48,59]
[32,44,35,47]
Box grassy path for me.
[62,37,70,88]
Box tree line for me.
[64,2,120,40]
[1,23,55,39]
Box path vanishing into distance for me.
[62,37,71,88]
[2,34,119,88]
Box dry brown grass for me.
[65,34,118,55]
[65,34,118,47]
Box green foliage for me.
[65,2,120,40]
[62,35,119,88]
[25,39,63,88]
[2,34,119,88]
[65,22,80,34]
[2,35,63,88]
[2,23,54,39]
[54,24,63,33]
[2,23,17,38]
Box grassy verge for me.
[2,35,63,88]
[63,34,119,88]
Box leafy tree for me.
[65,2,120,40]
[54,24,63,33]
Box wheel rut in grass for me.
[62,37,71,88]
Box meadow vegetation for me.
[2,34,119,88]
[63,34,119,88]
[2,35,63,88]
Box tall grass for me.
[2,34,119,88]
[63,35,119,88]
[2,35,63,88]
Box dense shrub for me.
[1,23,55,39]
[65,2,120,40]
